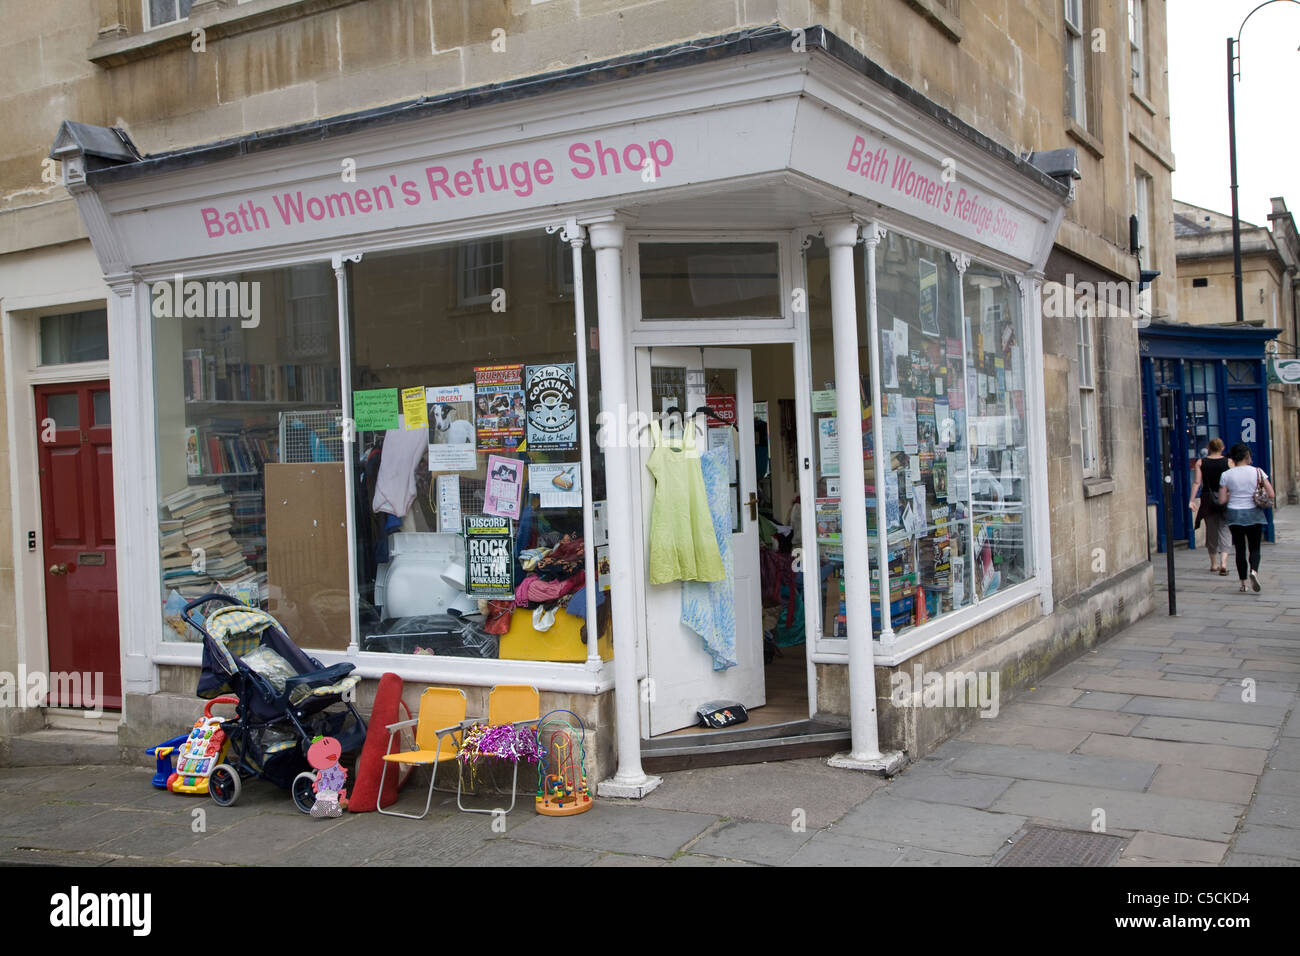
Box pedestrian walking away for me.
[1217,443,1275,593]
[1189,437,1231,575]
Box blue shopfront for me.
[1140,322,1279,552]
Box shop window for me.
[40,309,109,365]
[146,0,194,29]
[458,237,505,306]
[639,242,782,320]
[871,234,974,631]
[963,264,1033,596]
[153,264,347,649]
[1078,307,1100,476]
[349,230,609,662]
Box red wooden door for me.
[36,382,120,709]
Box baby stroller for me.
[182,593,367,813]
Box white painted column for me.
[863,225,894,649]
[333,253,362,654]
[1021,272,1054,615]
[107,272,161,698]
[822,222,902,774]
[590,220,661,797]
[555,220,602,668]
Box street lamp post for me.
[1227,1,1300,324]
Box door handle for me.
[746,493,758,522]
[49,563,68,576]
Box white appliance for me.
[378,532,465,619]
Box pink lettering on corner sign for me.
[844,133,1024,248]
[197,136,677,239]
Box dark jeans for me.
[1229,523,1263,580]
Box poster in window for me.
[464,514,515,597]
[426,383,477,471]
[525,363,577,451]
[475,364,525,451]
[918,258,941,337]
[484,454,524,519]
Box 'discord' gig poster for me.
[464,514,514,597]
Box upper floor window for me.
[1129,0,1147,96]
[1064,0,1089,129]
[1077,306,1100,477]
[1134,170,1154,264]
[146,0,194,30]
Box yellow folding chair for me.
[457,684,540,815]
[377,687,466,820]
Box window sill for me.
[1083,477,1115,498]
[88,0,360,67]
[1066,119,1104,160]
[903,0,963,43]
[1130,89,1157,116]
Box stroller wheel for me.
[291,772,317,816]
[209,764,241,807]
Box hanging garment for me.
[371,426,428,517]
[681,446,736,669]
[647,420,725,584]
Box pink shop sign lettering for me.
[844,134,1023,248]
[197,136,676,239]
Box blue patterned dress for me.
[680,446,736,670]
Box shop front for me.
[52,29,1076,788]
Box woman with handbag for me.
[1217,443,1276,593]
[1189,437,1231,575]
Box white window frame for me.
[1129,0,1147,96]
[144,0,193,30]
[1064,0,1087,128]
[1134,170,1153,262]
[1078,305,1100,477]
[457,236,505,307]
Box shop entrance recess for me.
[634,347,764,735]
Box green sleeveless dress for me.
[647,420,725,584]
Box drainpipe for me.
[823,220,905,775]
[590,220,662,799]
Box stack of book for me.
[159,485,255,591]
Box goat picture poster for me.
[524,362,577,451]
[475,364,525,451]
[426,383,477,471]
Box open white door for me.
[636,346,763,735]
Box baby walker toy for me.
[535,710,593,817]
[146,696,236,796]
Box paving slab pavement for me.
[1,511,1297,867]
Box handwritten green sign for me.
[352,388,399,431]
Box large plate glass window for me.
[348,229,608,662]
[963,264,1033,596]
[151,264,348,649]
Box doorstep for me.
[640,718,851,773]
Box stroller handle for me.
[181,591,245,634]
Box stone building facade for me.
[2,1,1175,778]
